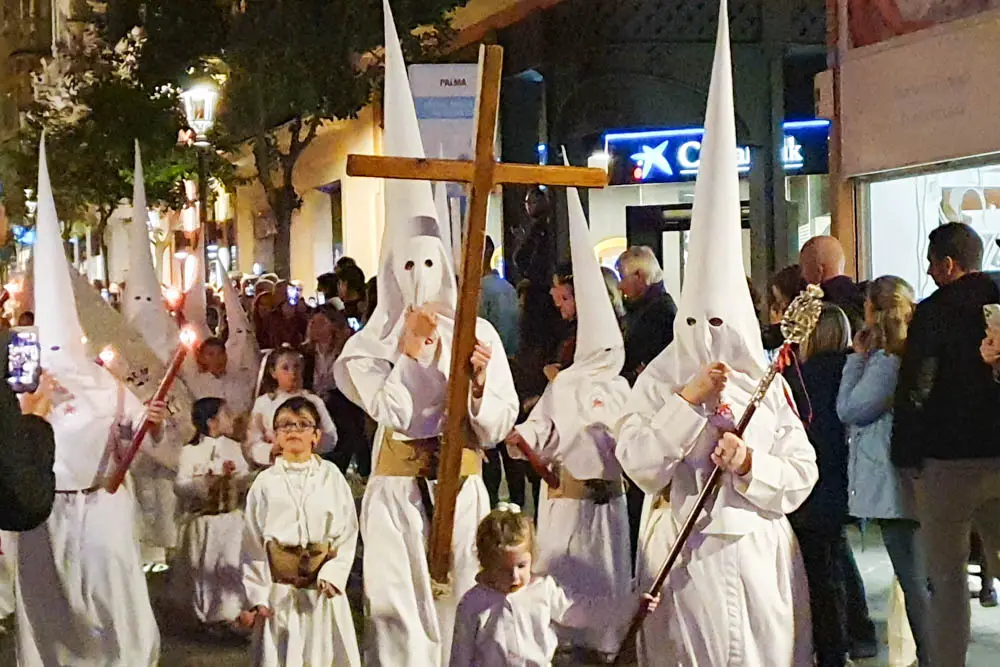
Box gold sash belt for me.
[375,432,482,478]
[265,540,335,588]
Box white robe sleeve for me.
[242,480,272,609]
[448,599,478,667]
[512,389,557,460]
[343,356,431,434]
[467,327,518,447]
[246,398,273,467]
[124,386,182,470]
[547,576,638,631]
[733,384,818,515]
[616,390,708,495]
[316,468,359,594]
[307,393,338,455]
[174,446,209,500]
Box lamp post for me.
[181,82,219,281]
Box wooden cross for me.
[347,44,607,588]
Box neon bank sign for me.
[604,119,830,185]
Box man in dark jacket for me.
[892,222,1000,666]
[616,246,678,567]
[617,246,678,385]
[0,332,55,532]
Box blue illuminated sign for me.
[604,119,830,185]
[12,225,35,246]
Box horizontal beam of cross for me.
[346,155,608,189]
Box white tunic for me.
[617,379,817,667]
[449,576,638,667]
[341,320,518,667]
[14,367,160,666]
[187,367,257,416]
[170,435,250,624]
[242,456,361,667]
[514,373,632,653]
[246,391,337,467]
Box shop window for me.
[865,164,1000,300]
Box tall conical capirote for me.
[563,153,624,366]
[366,0,457,337]
[33,133,89,371]
[123,140,179,363]
[218,260,259,371]
[669,0,767,379]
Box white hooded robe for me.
[512,185,632,653]
[331,4,518,664]
[14,136,160,667]
[614,3,817,665]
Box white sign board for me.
[409,63,479,265]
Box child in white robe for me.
[450,506,657,667]
[246,348,337,468]
[240,396,361,667]
[172,397,250,629]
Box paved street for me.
[3,524,1000,665]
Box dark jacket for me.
[821,275,865,336]
[622,282,677,386]
[0,333,55,530]
[892,272,1000,467]
[788,351,849,530]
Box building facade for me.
[488,0,829,294]
[824,2,1000,297]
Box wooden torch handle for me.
[507,433,561,490]
[105,344,189,494]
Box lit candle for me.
[105,327,197,494]
[96,346,116,367]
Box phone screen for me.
[7,326,41,393]
[287,285,300,305]
[347,317,361,332]
[317,292,327,306]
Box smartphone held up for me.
[7,326,41,393]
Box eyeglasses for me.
[275,421,318,433]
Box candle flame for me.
[4,281,20,295]
[165,288,182,307]
[99,346,116,365]
[179,327,198,348]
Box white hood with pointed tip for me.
[516,181,629,480]
[123,141,179,364]
[219,262,259,372]
[34,134,89,371]
[334,0,459,411]
[643,0,766,396]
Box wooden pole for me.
[427,45,504,588]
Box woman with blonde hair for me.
[836,275,930,664]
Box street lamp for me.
[181,82,220,281]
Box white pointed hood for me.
[565,182,624,371]
[182,235,211,341]
[123,140,179,363]
[648,0,766,392]
[219,262,259,372]
[514,170,629,481]
[33,134,88,371]
[334,0,458,411]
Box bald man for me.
[800,235,864,333]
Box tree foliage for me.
[134,0,468,278]
[0,13,234,277]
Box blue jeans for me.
[879,518,932,665]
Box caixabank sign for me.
[604,119,830,186]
